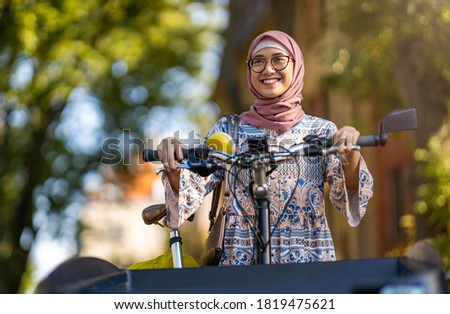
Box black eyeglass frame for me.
[246,55,294,73]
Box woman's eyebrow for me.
[252,52,287,58]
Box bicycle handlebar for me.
[143,107,417,173]
[142,132,389,164]
[142,132,392,178]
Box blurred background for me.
[1,0,449,294]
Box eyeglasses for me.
[247,55,293,73]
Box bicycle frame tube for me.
[169,229,184,268]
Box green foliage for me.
[0,0,226,292]
[327,0,450,111]
[329,0,450,268]
[414,114,450,270]
[325,1,395,105]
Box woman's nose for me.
[262,62,276,74]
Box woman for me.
[157,30,374,265]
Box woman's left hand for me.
[333,126,360,156]
[333,126,361,189]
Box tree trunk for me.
[213,0,271,114]
[1,105,59,293]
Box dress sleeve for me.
[162,168,223,229]
[322,123,374,227]
[326,153,374,227]
[161,116,230,229]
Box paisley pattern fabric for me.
[162,115,374,265]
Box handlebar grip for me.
[142,147,209,163]
[143,149,160,162]
[357,134,388,147]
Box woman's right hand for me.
[156,137,185,173]
[157,137,185,191]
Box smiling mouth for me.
[261,78,281,84]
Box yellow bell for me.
[205,132,234,155]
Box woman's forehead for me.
[252,38,289,57]
[252,47,287,58]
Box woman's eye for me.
[273,57,284,64]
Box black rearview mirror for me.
[379,109,417,133]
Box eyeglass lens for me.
[249,56,290,73]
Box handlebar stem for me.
[252,162,271,265]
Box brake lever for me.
[156,160,220,177]
[323,145,361,155]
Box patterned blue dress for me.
[163,115,374,265]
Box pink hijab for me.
[239,30,305,132]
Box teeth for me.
[263,79,279,84]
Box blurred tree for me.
[328,0,450,147]
[327,0,450,260]
[0,0,225,293]
[414,114,450,270]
